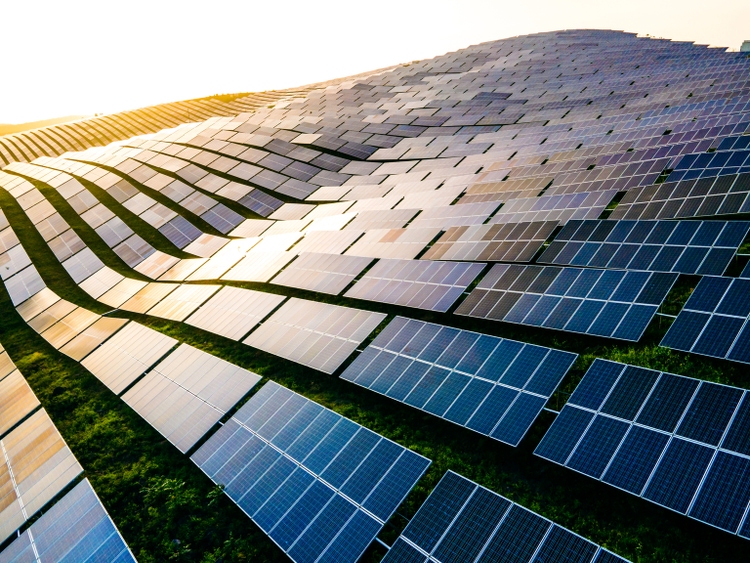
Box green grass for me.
[0,184,749,562]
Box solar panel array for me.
[661,276,750,363]
[342,317,577,445]
[536,359,750,538]
[539,219,750,275]
[0,479,136,563]
[271,252,373,295]
[456,264,677,340]
[243,298,386,373]
[344,259,484,312]
[383,470,630,563]
[192,381,431,563]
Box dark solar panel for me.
[341,317,577,446]
[192,381,431,563]
[536,358,750,538]
[382,471,631,563]
[539,219,750,275]
[456,264,677,341]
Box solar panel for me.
[536,358,750,539]
[145,283,221,321]
[243,298,386,374]
[0,349,40,436]
[185,286,285,340]
[345,228,441,260]
[191,381,431,563]
[539,219,750,275]
[408,201,501,229]
[382,470,630,563]
[341,317,577,445]
[421,221,557,262]
[81,322,177,394]
[271,252,373,295]
[489,191,617,225]
[0,478,136,563]
[221,250,297,283]
[119,282,179,314]
[456,264,677,341]
[0,409,83,543]
[344,259,485,312]
[122,343,261,452]
[661,276,750,364]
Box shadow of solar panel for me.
[341,317,576,446]
[540,220,750,275]
[0,478,136,563]
[191,381,430,563]
[345,259,484,312]
[457,265,676,341]
[536,358,750,538]
[382,470,630,563]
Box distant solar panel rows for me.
[611,173,750,221]
[667,135,750,182]
[661,276,750,364]
[344,259,484,312]
[341,317,577,446]
[383,470,630,563]
[456,264,677,341]
[192,381,431,563]
[536,359,750,539]
[539,219,750,275]
[421,221,557,262]
[0,479,136,563]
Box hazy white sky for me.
[1,0,749,124]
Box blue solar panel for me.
[382,471,630,563]
[457,265,676,341]
[0,479,136,563]
[192,381,431,563]
[341,317,577,446]
[661,276,750,364]
[536,358,750,538]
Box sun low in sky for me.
[1,0,749,125]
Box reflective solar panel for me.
[192,381,431,563]
[536,358,750,539]
[539,219,750,275]
[457,264,677,341]
[0,409,83,543]
[382,470,630,563]
[271,252,373,295]
[0,478,136,563]
[122,343,261,452]
[341,317,577,445]
[345,228,441,260]
[345,259,484,312]
[243,298,386,373]
[661,276,750,364]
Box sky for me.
[1,0,749,124]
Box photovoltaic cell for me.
[0,479,136,563]
[457,264,676,341]
[341,317,577,446]
[536,358,750,538]
[345,259,485,312]
[271,252,373,295]
[382,471,630,563]
[192,381,431,563]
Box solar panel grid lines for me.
[534,358,750,539]
[456,264,678,341]
[270,252,374,295]
[122,343,262,453]
[421,221,558,262]
[344,258,485,313]
[191,380,431,563]
[539,219,750,275]
[0,478,137,563]
[381,470,631,563]
[0,408,84,544]
[243,298,386,374]
[661,276,750,364]
[341,316,577,446]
